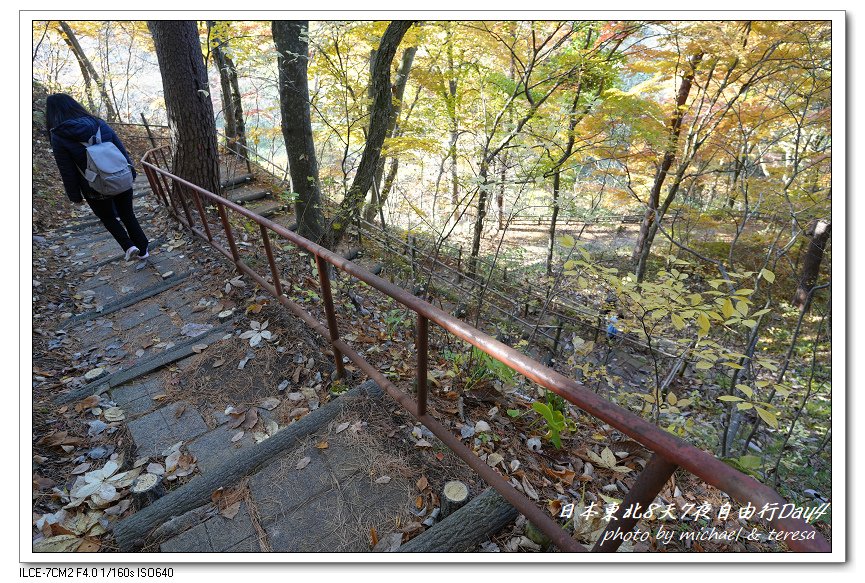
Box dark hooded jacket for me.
[49,116,136,202]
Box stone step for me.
[246,200,284,218]
[112,381,418,553]
[228,189,269,204]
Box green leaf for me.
[695,360,713,370]
[718,395,743,402]
[759,269,776,283]
[697,313,710,337]
[736,301,750,317]
[564,260,576,271]
[742,319,758,328]
[671,313,685,330]
[755,407,778,429]
[722,298,735,319]
[506,409,521,418]
[735,288,754,296]
[737,402,753,410]
[737,454,762,470]
[723,362,744,370]
[736,384,754,399]
[560,235,575,248]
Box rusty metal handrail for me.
[141,145,829,553]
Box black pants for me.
[86,189,149,253]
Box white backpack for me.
[79,127,134,198]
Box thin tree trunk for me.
[208,22,237,140]
[632,53,702,267]
[58,21,118,121]
[546,171,562,275]
[496,156,507,229]
[793,219,831,311]
[447,28,459,206]
[226,52,247,153]
[364,45,417,221]
[147,20,221,195]
[468,163,490,279]
[272,20,324,243]
[328,21,413,248]
[57,23,96,113]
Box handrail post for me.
[216,202,241,263]
[260,225,282,296]
[189,187,213,241]
[315,256,346,380]
[592,453,678,553]
[416,314,429,416]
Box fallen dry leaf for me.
[259,397,281,410]
[231,431,245,443]
[74,395,100,413]
[288,407,309,419]
[220,501,242,519]
[375,476,391,484]
[103,407,125,422]
[335,421,350,434]
[33,475,55,491]
[228,410,247,429]
[241,408,258,430]
[296,456,311,470]
[315,441,329,449]
[33,535,82,553]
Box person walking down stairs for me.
[46,93,150,261]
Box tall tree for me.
[272,20,325,243]
[630,52,702,273]
[326,20,414,245]
[57,21,118,121]
[364,44,418,222]
[147,20,221,195]
[793,219,831,311]
[207,21,248,155]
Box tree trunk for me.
[397,488,517,553]
[631,53,702,268]
[546,171,562,275]
[364,45,417,222]
[634,160,689,282]
[793,219,831,311]
[447,29,459,206]
[57,21,118,121]
[496,156,507,229]
[328,21,413,247]
[468,162,490,279]
[272,20,325,243]
[226,52,247,153]
[209,21,248,158]
[147,21,221,196]
[208,22,237,140]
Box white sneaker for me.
[124,246,139,261]
[138,248,149,260]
